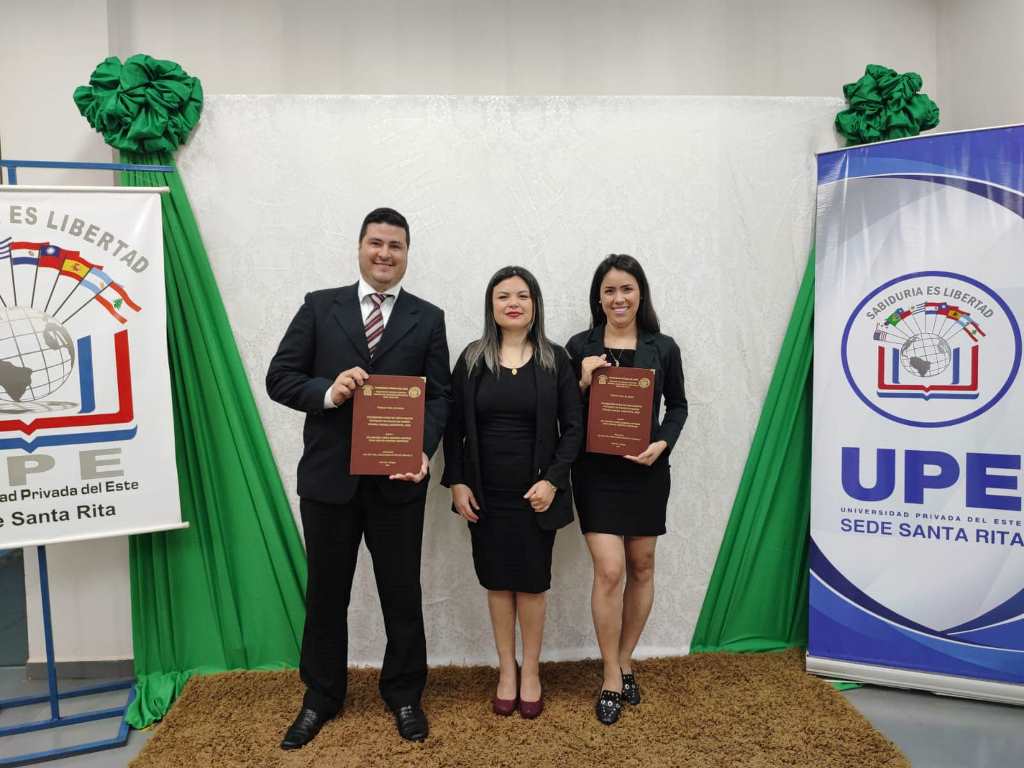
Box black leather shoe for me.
[621,670,641,705]
[280,707,329,750]
[393,704,429,742]
[596,689,622,725]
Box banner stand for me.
[809,126,1024,706]
[0,546,134,766]
[0,158,176,766]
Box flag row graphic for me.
[873,301,986,345]
[0,239,141,324]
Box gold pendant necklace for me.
[504,347,526,375]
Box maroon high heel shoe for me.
[492,665,519,716]
[517,673,543,719]
[518,691,543,719]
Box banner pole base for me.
[806,654,1024,706]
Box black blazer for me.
[266,283,452,505]
[441,344,583,531]
[565,326,688,455]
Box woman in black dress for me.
[443,266,582,719]
[566,254,688,725]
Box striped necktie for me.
[365,292,388,357]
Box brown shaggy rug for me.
[130,650,907,768]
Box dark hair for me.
[465,265,557,374]
[588,254,660,333]
[359,207,410,246]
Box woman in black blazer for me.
[442,265,582,720]
[566,254,688,726]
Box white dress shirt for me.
[323,278,403,409]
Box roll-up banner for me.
[0,187,185,548]
[809,126,1024,704]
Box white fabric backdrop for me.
[177,95,841,665]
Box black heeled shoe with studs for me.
[595,689,623,725]
[621,669,641,705]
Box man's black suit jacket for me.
[266,283,452,506]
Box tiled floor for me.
[840,685,1023,768]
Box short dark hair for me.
[588,254,660,333]
[359,207,410,246]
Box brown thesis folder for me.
[350,375,426,475]
[586,367,655,456]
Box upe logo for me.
[841,270,1021,428]
[0,238,141,451]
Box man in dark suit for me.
[266,208,451,748]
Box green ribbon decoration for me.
[835,64,939,146]
[73,54,203,153]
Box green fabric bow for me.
[74,54,203,153]
[835,64,939,146]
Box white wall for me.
[106,0,939,99]
[937,0,1024,131]
[1,0,952,665]
[0,1,113,186]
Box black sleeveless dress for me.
[574,348,670,536]
[469,359,556,593]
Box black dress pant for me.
[299,479,427,717]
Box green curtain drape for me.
[834,64,939,146]
[690,251,814,652]
[74,57,307,727]
[119,151,307,728]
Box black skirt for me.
[470,488,556,593]
[573,452,670,536]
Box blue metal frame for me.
[0,158,174,765]
[0,695,134,767]
[0,548,135,766]
[0,158,176,185]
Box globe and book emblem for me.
[898,332,951,379]
[0,238,142,423]
[0,306,76,403]
[842,271,1021,429]
[871,298,984,399]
